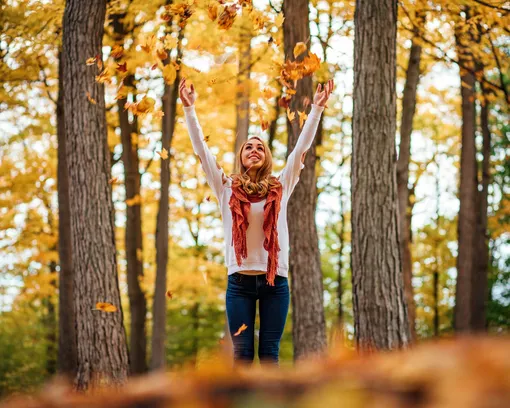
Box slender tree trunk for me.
[472,85,491,331]
[151,29,183,371]
[396,9,425,344]
[267,91,281,155]
[352,0,410,350]
[44,261,58,376]
[62,0,129,389]
[233,21,252,163]
[454,9,478,333]
[283,0,327,360]
[111,14,148,375]
[57,52,77,377]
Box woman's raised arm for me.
[180,79,226,198]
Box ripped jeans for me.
[226,272,290,365]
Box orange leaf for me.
[111,44,124,59]
[166,290,173,299]
[157,48,168,61]
[157,148,169,160]
[287,108,295,122]
[109,177,119,184]
[94,302,117,312]
[298,110,308,128]
[234,323,248,336]
[86,56,98,66]
[293,42,307,59]
[86,91,97,105]
[126,194,141,207]
[117,62,128,73]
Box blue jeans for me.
[226,273,290,365]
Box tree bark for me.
[233,21,252,164]
[396,10,425,344]
[57,52,77,378]
[352,0,410,350]
[111,14,148,375]
[283,0,327,360]
[62,0,129,389]
[454,9,478,333]
[472,84,491,331]
[151,29,183,371]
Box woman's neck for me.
[247,168,258,183]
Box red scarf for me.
[229,178,283,286]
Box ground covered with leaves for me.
[1,337,509,408]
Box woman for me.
[179,77,333,365]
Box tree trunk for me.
[151,29,183,371]
[472,85,491,331]
[283,0,327,360]
[57,52,77,378]
[62,0,129,389]
[233,21,252,163]
[111,14,148,375]
[396,10,425,344]
[454,9,478,333]
[352,0,410,350]
[267,90,282,155]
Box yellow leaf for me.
[157,148,169,160]
[86,56,97,66]
[207,2,218,21]
[262,87,274,100]
[234,323,248,336]
[293,42,307,59]
[109,177,119,184]
[162,64,177,84]
[298,110,307,128]
[163,34,177,50]
[86,91,97,105]
[94,302,117,312]
[111,44,124,59]
[275,12,284,27]
[287,108,295,122]
[136,248,143,262]
[95,69,112,84]
[126,194,141,206]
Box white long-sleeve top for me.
[183,104,324,277]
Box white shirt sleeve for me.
[279,104,324,196]
[183,105,227,198]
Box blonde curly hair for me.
[231,136,280,197]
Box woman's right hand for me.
[179,78,196,107]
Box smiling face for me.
[241,138,266,171]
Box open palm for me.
[313,79,334,107]
[179,78,197,107]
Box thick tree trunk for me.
[396,10,424,344]
[283,0,327,360]
[57,52,77,378]
[151,31,183,371]
[62,0,129,389]
[352,0,410,350]
[233,22,252,163]
[454,10,478,333]
[472,86,491,331]
[111,14,148,375]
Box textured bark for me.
[233,21,252,163]
[337,188,346,330]
[454,10,478,333]
[112,14,147,375]
[61,0,129,389]
[352,0,410,350]
[57,52,78,377]
[396,10,424,344]
[472,86,491,331]
[283,0,327,360]
[151,29,183,371]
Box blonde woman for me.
[180,78,333,365]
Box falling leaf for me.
[141,34,156,54]
[302,52,321,76]
[86,56,98,66]
[275,12,284,27]
[95,69,112,84]
[151,63,159,70]
[162,64,177,84]
[278,95,291,109]
[207,78,217,86]
[153,110,165,119]
[205,196,211,202]
[163,34,178,50]
[166,290,173,299]
[126,194,142,207]
[203,134,210,142]
[157,48,168,61]
[136,248,143,262]
[293,42,307,59]
[218,5,237,30]
[116,62,128,73]
[262,87,274,100]
[115,85,128,101]
[157,148,169,160]
[86,91,97,105]
[287,108,295,122]
[234,323,248,336]
[109,177,119,184]
[261,120,269,131]
[298,110,308,128]
[207,2,218,21]
[287,88,297,95]
[94,302,117,313]
[111,44,124,59]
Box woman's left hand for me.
[313,79,334,107]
